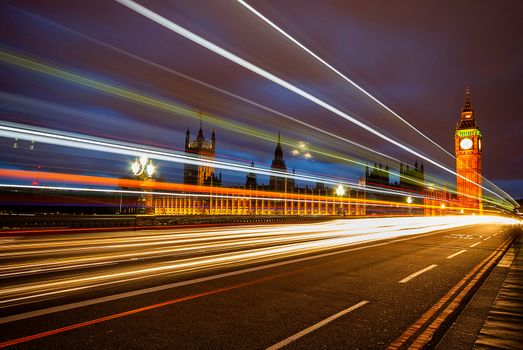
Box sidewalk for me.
[474,230,523,349]
[436,229,523,350]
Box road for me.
[0,216,518,349]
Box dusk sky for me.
[0,0,521,201]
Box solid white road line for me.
[470,242,482,248]
[446,250,467,259]
[266,300,369,350]
[0,227,467,325]
[399,264,438,283]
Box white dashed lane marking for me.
[399,264,438,283]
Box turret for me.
[245,161,257,188]
[185,128,190,149]
[269,132,288,191]
[457,87,477,130]
[274,132,283,162]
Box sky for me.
[0,0,521,202]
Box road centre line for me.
[0,227,478,325]
[446,250,467,259]
[399,265,438,283]
[483,236,491,241]
[266,300,369,350]
[470,242,482,248]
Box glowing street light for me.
[406,196,413,215]
[131,155,156,215]
[132,155,155,178]
[336,184,345,197]
[335,184,346,216]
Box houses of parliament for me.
[145,88,483,216]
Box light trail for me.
[0,8,515,210]
[0,6,401,165]
[235,0,516,206]
[0,121,511,210]
[114,0,512,207]
[235,1,448,158]
[0,51,506,207]
[0,33,513,209]
[0,171,505,214]
[0,220,450,277]
[0,55,402,189]
[0,121,433,201]
[0,50,509,208]
[0,121,348,188]
[0,216,517,307]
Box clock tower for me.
[455,87,482,213]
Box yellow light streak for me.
[0,216,517,307]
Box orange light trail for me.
[0,168,500,214]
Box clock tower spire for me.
[455,87,483,214]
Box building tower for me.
[269,132,288,191]
[183,117,216,186]
[455,87,483,213]
[245,161,258,188]
[399,161,424,192]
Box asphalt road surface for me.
[0,217,518,349]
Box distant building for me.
[362,160,427,215]
[151,127,364,216]
[455,87,482,213]
[183,119,221,186]
[269,133,289,192]
[400,161,424,190]
[365,163,390,187]
[245,161,257,188]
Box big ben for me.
[455,87,483,213]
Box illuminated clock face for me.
[460,138,473,150]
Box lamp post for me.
[336,184,345,216]
[131,155,156,214]
[406,196,413,215]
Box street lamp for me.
[336,184,345,197]
[336,184,345,215]
[406,196,413,215]
[131,155,156,214]
[132,155,155,178]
